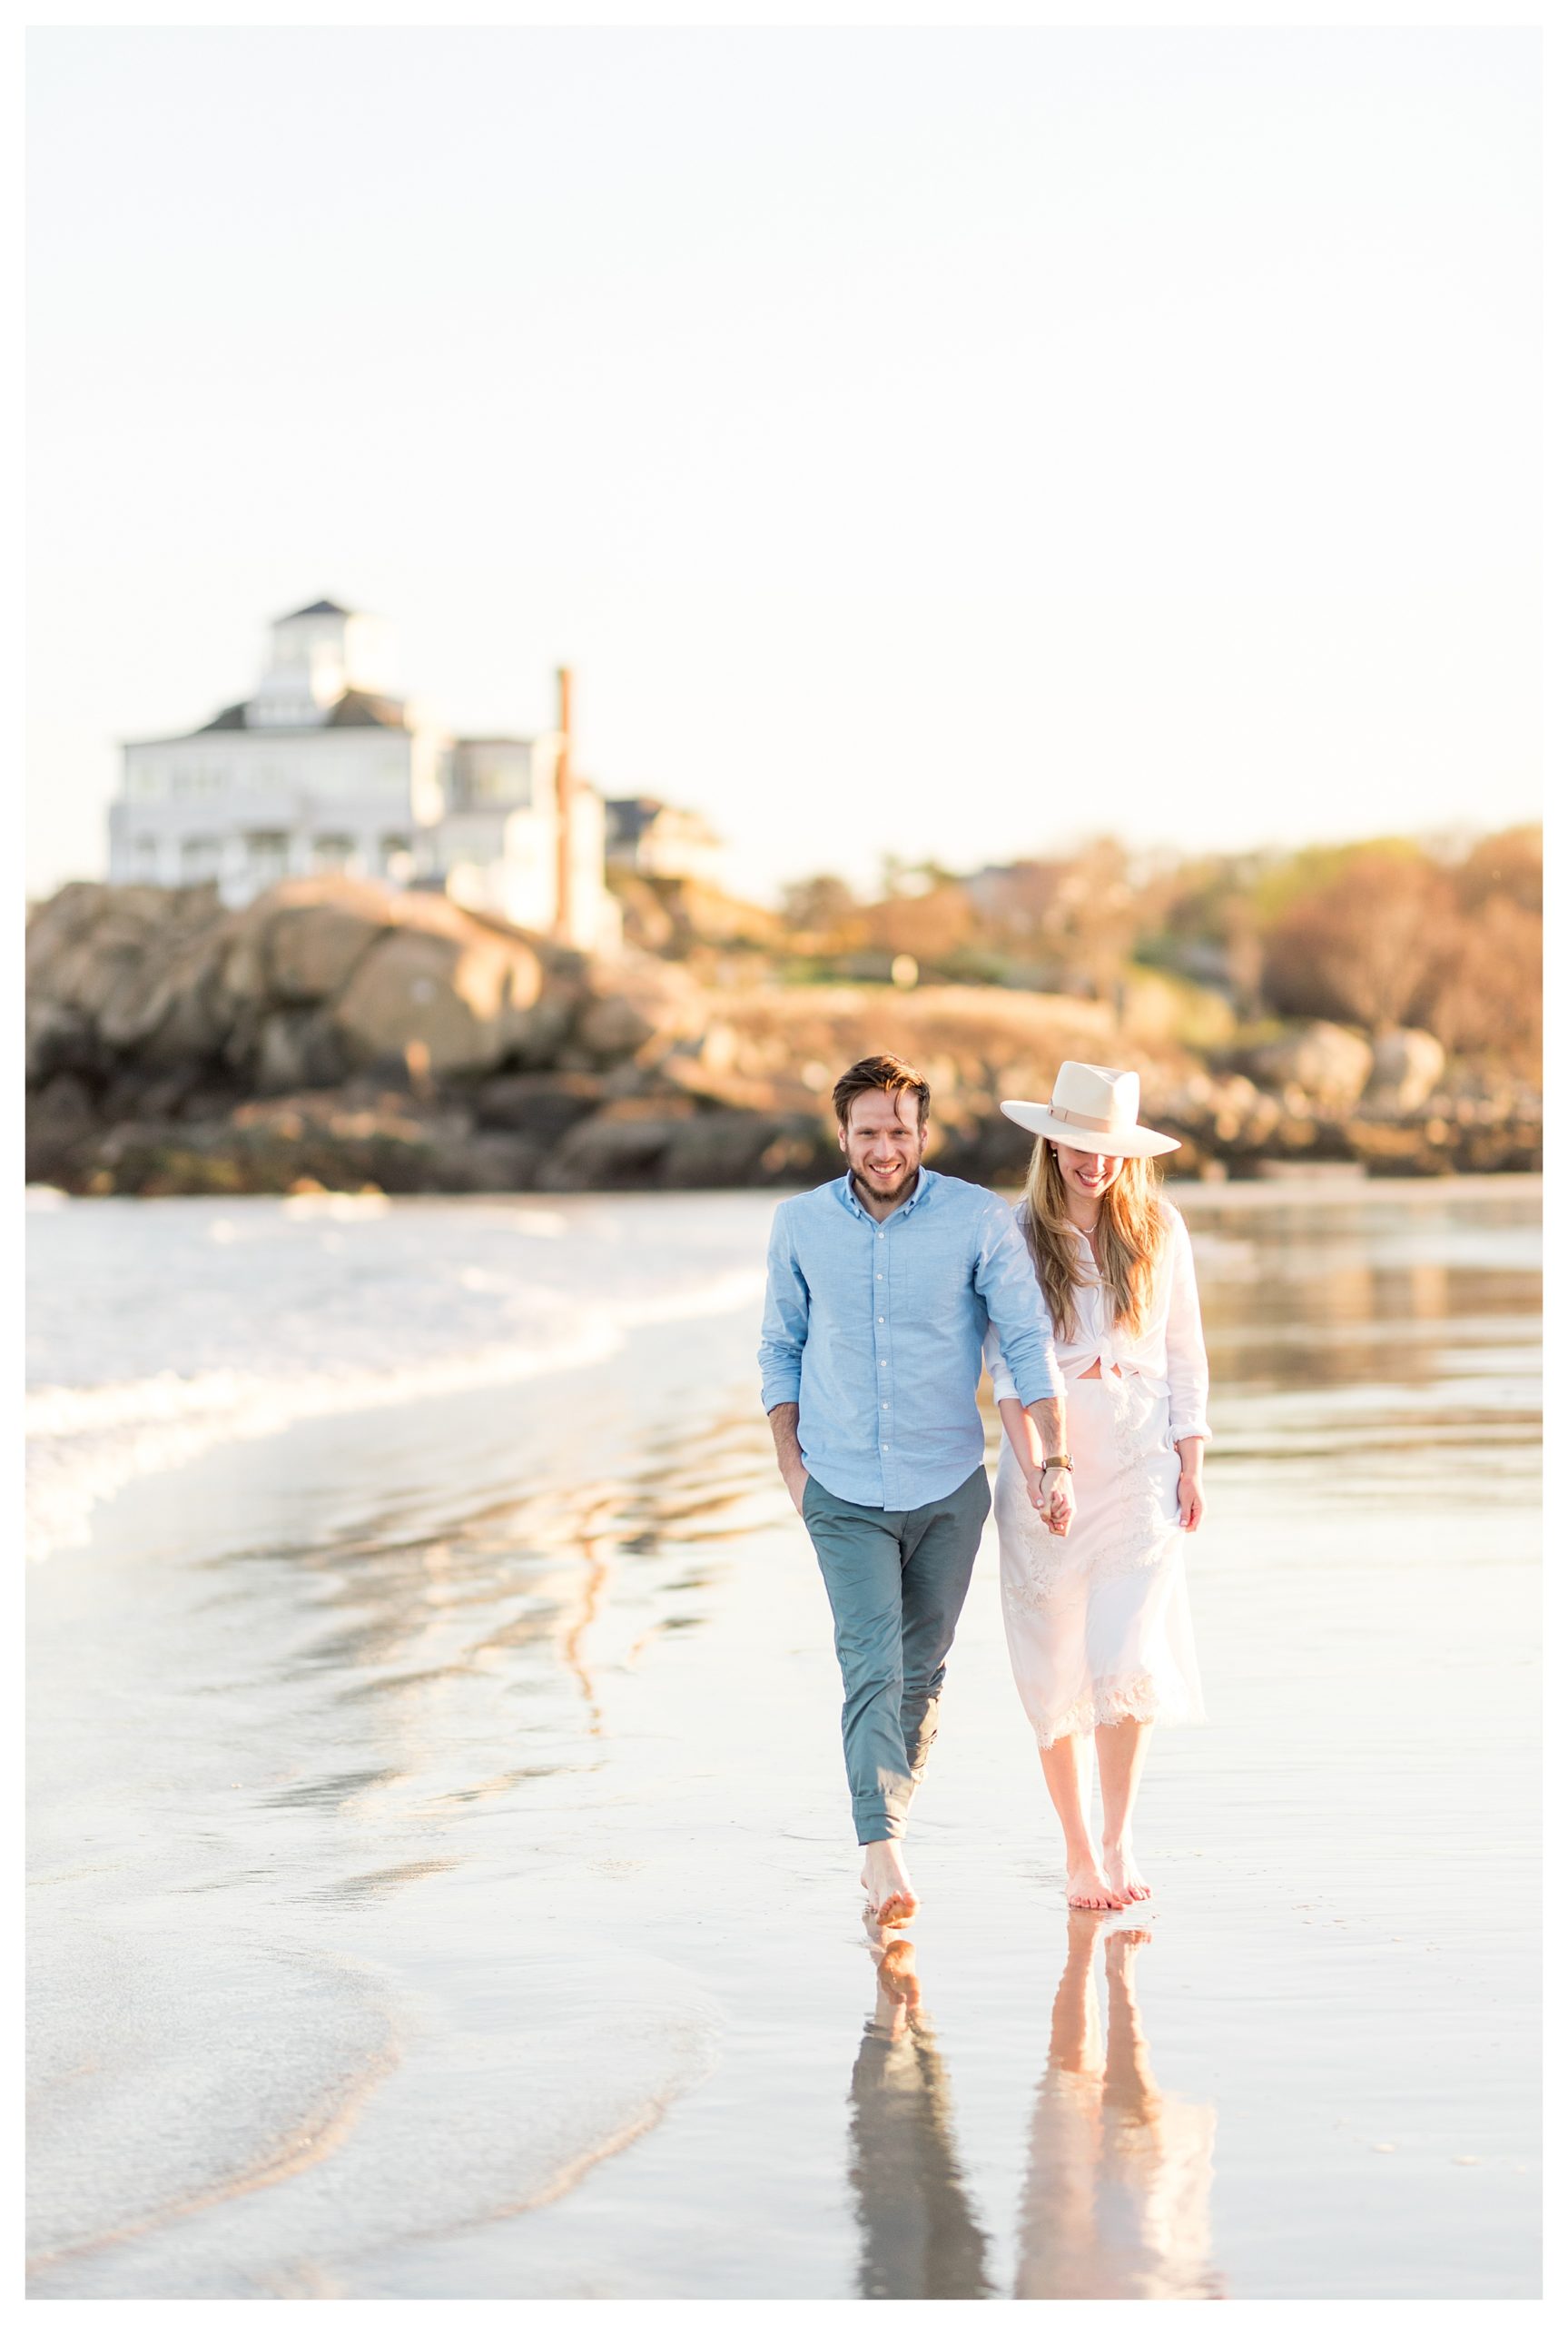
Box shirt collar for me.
[837,1165,933,1223]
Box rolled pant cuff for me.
[853,1806,904,1845]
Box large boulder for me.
[28,882,214,1028]
[261,882,398,1002]
[254,1008,351,1094]
[25,883,234,1073]
[661,1108,824,1188]
[27,882,184,994]
[1245,1021,1375,1111]
[471,1071,606,1140]
[1364,1027,1445,1115]
[330,923,547,1078]
[102,942,237,1066]
[25,1074,99,1184]
[25,997,97,1086]
[538,1096,697,1190]
[218,879,394,1009]
[567,953,705,1066]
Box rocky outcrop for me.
[1364,1027,1446,1115]
[23,880,781,1194]
[1242,1021,1376,1111]
[24,882,1543,1195]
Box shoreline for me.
[25,1165,1548,1205]
[26,1175,1540,1567]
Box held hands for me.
[1026,1465,1075,1537]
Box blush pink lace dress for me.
[983,1200,1208,1749]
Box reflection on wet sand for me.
[848,1935,992,2299]
[847,1918,1222,2301]
[207,1402,773,1772]
[1015,1915,1222,2300]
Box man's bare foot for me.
[860,1838,920,1926]
[1102,1841,1151,1902]
[1065,1853,1129,1911]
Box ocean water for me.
[26,1179,1541,2297]
[25,1188,766,1558]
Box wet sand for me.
[27,1181,1541,2297]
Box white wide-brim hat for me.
[1000,1061,1180,1159]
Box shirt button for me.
[880,1358,887,1365]
[876,1272,883,1281]
[877,1315,884,1323]
[882,1441,889,1449]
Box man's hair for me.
[832,1054,932,1130]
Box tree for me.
[1419,894,1542,1065]
[1261,855,1451,1031]
[782,875,859,935]
[1453,825,1542,914]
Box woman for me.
[984,1061,1209,1912]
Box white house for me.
[435,731,609,949]
[605,795,727,887]
[111,599,619,952]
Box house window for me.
[181,836,222,883]
[246,831,290,885]
[133,836,161,881]
[312,834,355,875]
[380,834,412,876]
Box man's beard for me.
[853,1162,918,1209]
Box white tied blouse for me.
[983,1198,1211,1449]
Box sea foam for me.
[26,1193,766,1557]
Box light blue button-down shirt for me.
[758,1167,1063,1511]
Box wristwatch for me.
[1041,1454,1074,1472]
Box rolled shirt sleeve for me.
[975,1203,1062,1409]
[1163,1211,1211,1447]
[758,1204,809,1412]
[981,1320,1020,1404]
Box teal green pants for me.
[802,1466,991,1845]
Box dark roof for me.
[192,688,409,736]
[279,597,353,621]
[606,796,664,841]
[327,688,408,728]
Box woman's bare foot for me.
[1102,1841,1150,1902]
[861,1838,920,1925]
[1065,1853,1129,1910]
[1105,1924,1153,1965]
[876,1936,921,2003]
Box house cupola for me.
[248,598,393,727]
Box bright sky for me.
[26,25,1540,905]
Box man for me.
[758,1054,1072,1926]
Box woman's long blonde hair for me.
[1021,1141,1169,1341]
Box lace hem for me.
[1027,1670,1198,1749]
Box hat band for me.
[1055,1103,1127,1133]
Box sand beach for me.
[26,1177,1541,2298]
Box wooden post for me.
[554,664,574,945]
